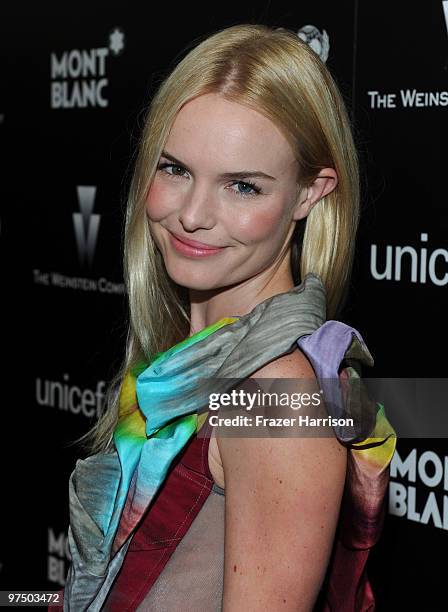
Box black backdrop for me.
[1,2,447,610]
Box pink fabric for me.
[50,416,387,611]
[101,422,214,611]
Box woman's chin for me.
[164,263,223,291]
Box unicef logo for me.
[297,25,330,63]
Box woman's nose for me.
[178,183,216,231]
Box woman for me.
[55,24,396,611]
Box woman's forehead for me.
[165,94,297,176]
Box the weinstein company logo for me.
[33,185,124,293]
[73,186,100,268]
[443,2,448,36]
[368,3,448,109]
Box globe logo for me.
[297,25,330,63]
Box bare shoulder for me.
[217,344,347,609]
[248,344,317,379]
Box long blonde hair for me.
[74,23,360,456]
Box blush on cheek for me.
[236,207,285,243]
[145,181,172,221]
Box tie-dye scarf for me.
[61,273,396,611]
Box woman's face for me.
[146,93,305,291]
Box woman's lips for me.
[168,230,227,257]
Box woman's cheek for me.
[145,180,175,221]
[233,206,285,243]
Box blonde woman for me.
[55,24,396,612]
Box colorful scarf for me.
[61,273,396,611]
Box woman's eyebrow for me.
[160,150,277,181]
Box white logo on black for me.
[50,27,125,108]
[73,186,100,268]
[443,2,448,36]
[109,27,125,55]
[297,25,330,63]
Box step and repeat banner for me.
[1,2,447,610]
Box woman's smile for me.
[168,228,228,258]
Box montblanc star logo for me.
[109,28,125,56]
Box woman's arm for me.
[218,346,347,611]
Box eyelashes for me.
[156,162,263,200]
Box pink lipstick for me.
[168,231,226,258]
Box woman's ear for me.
[293,168,338,221]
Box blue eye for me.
[230,180,262,199]
[157,162,263,200]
